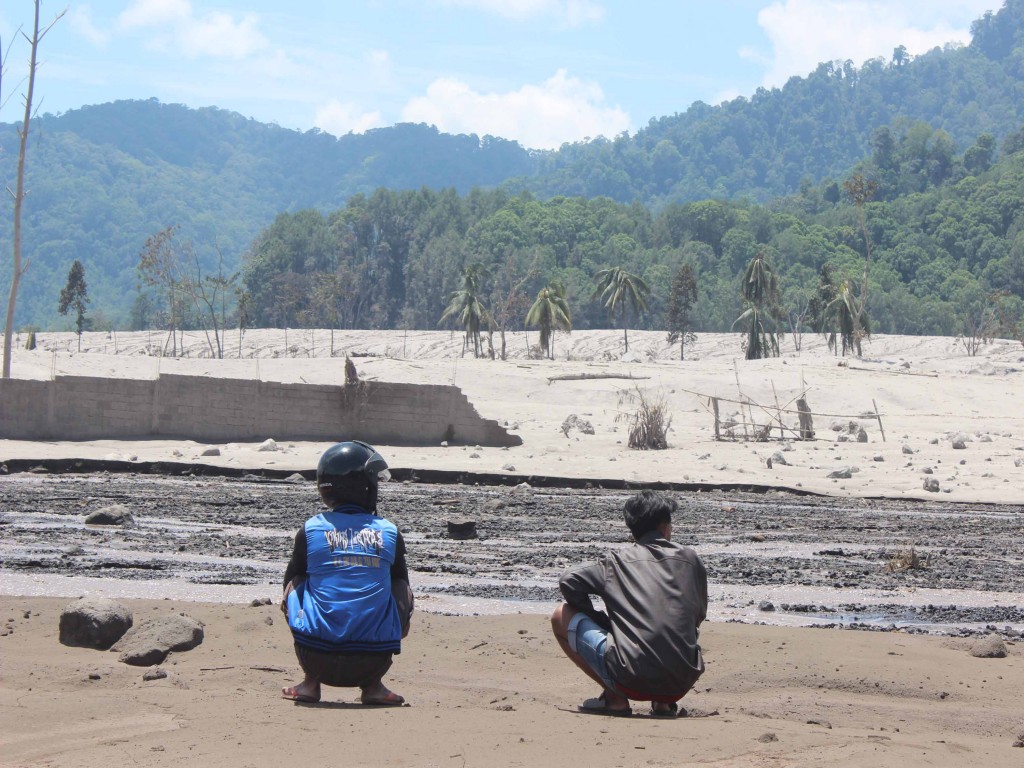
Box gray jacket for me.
[559,531,707,697]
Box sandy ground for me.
[2,330,1024,766]
[1,596,1023,767]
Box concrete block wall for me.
[0,374,520,447]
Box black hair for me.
[623,490,676,539]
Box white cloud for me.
[314,100,385,136]
[70,6,111,47]
[118,0,190,29]
[400,69,630,149]
[438,0,604,26]
[754,0,995,88]
[118,0,267,59]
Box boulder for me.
[951,434,969,450]
[257,438,278,452]
[827,467,853,479]
[923,477,940,492]
[84,504,134,526]
[59,598,133,650]
[770,451,788,466]
[200,447,221,457]
[447,518,478,540]
[112,613,204,666]
[969,635,1008,659]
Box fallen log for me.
[547,373,651,385]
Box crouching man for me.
[281,441,413,705]
[551,490,707,717]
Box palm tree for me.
[733,252,783,360]
[592,267,650,353]
[526,280,572,359]
[826,278,870,356]
[439,263,492,357]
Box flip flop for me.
[361,691,405,706]
[651,702,678,718]
[281,686,320,703]
[577,696,632,717]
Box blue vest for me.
[286,505,402,653]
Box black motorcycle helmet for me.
[316,441,389,511]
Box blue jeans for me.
[567,612,618,691]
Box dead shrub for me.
[884,546,929,573]
[617,386,672,450]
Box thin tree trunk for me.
[3,3,41,378]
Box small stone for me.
[923,477,940,493]
[440,441,448,447]
[873,455,884,462]
[922,467,934,474]
[758,601,775,612]
[200,447,221,457]
[770,451,788,466]
[469,452,481,459]
[758,733,778,743]
[143,667,168,681]
[951,435,968,450]
[257,438,278,452]
[901,444,914,455]
[88,672,101,680]
[502,464,516,472]
[928,437,939,445]
[827,467,853,479]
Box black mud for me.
[1,471,1022,638]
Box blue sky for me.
[0,1,1000,150]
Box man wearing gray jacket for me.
[551,490,707,717]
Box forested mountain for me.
[2,0,1023,331]
[0,100,536,328]
[237,129,1024,345]
[519,0,1024,205]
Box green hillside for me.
[2,0,1024,331]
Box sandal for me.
[577,694,632,717]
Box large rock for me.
[59,598,133,650]
[112,613,204,666]
[84,504,134,526]
[969,635,1008,659]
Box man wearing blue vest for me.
[281,441,413,705]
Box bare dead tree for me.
[3,2,66,379]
